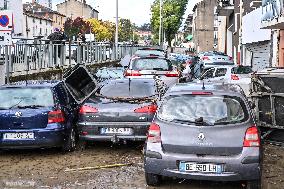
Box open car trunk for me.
[63,64,98,104]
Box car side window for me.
[215,68,227,77]
[202,68,215,79]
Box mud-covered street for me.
[0,143,282,189]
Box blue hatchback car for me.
[0,80,81,152]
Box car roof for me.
[102,78,156,86]
[168,83,244,95]
[137,48,164,52]
[1,80,61,88]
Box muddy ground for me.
[0,142,283,189]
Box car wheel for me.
[246,180,261,189]
[145,172,161,186]
[62,128,76,152]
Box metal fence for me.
[0,38,148,80]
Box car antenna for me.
[202,81,205,90]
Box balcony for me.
[261,0,284,29]
[215,0,234,17]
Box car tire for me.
[62,128,76,152]
[246,180,261,189]
[145,172,161,186]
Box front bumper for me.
[0,127,65,149]
[144,144,261,182]
[78,122,150,142]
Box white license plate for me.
[179,162,222,174]
[3,133,34,140]
[101,128,133,135]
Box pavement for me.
[0,142,283,189]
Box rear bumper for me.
[144,144,261,182]
[0,128,65,149]
[77,122,150,142]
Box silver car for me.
[199,51,234,69]
[125,56,179,87]
[144,83,261,189]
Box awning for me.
[186,35,193,41]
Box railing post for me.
[4,46,9,84]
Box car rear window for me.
[0,88,54,109]
[158,95,248,125]
[98,81,156,98]
[131,58,172,71]
[231,66,253,74]
[135,50,165,57]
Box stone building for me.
[24,2,66,31]
[192,0,217,53]
[56,0,99,19]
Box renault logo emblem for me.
[15,111,22,118]
[198,133,205,141]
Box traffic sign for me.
[0,10,13,31]
[0,31,12,45]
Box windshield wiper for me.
[8,99,24,109]
[172,118,213,126]
[16,105,45,109]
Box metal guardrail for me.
[0,39,149,80]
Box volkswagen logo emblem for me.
[198,132,205,141]
[15,111,22,118]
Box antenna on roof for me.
[202,81,205,90]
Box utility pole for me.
[159,0,162,47]
[115,0,119,56]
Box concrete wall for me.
[57,0,98,19]
[217,16,227,53]
[193,0,217,52]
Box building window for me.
[56,16,58,23]
[40,19,42,24]
[40,28,42,35]
[33,27,35,35]
[33,18,35,23]
[46,28,48,36]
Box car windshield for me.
[135,50,165,57]
[98,80,156,98]
[132,58,171,71]
[231,66,253,74]
[0,88,54,109]
[158,95,248,125]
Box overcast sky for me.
[23,0,201,26]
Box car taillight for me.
[134,104,157,114]
[231,74,240,80]
[48,110,65,124]
[243,126,260,147]
[202,56,210,60]
[165,71,179,77]
[79,105,98,114]
[147,123,161,143]
[125,70,141,76]
[186,60,192,65]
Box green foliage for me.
[119,18,134,42]
[151,0,188,46]
[64,17,90,39]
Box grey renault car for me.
[144,83,262,189]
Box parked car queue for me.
[0,48,261,189]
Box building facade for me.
[24,2,66,31]
[56,0,99,19]
[23,12,53,39]
[192,0,217,53]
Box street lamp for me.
[159,0,162,47]
[115,0,119,54]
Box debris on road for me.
[64,162,133,172]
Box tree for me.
[64,17,90,39]
[139,23,151,31]
[119,18,134,42]
[87,18,113,42]
[151,0,188,47]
